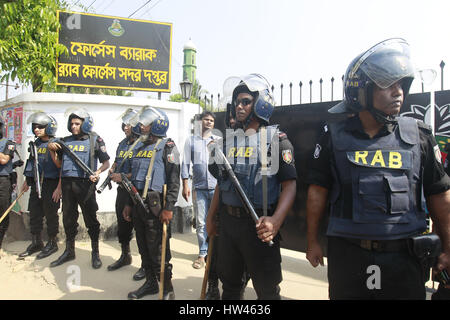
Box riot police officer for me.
[112,106,180,300]
[306,38,450,299]
[107,108,141,274]
[48,108,110,269]
[0,116,16,251]
[206,74,297,300]
[19,112,61,259]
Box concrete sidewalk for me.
[0,230,329,300]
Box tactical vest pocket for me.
[355,173,410,224]
[384,175,410,215]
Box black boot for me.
[127,271,159,299]
[107,243,132,271]
[133,266,146,281]
[18,234,44,259]
[50,240,75,267]
[91,241,102,269]
[36,237,58,260]
[162,278,175,300]
[205,279,220,300]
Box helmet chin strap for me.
[364,85,398,125]
[367,106,398,125]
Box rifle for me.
[119,173,150,215]
[209,140,274,247]
[97,136,142,194]
[54,139,96,178]
[29,140,42,199]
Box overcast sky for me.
[2,0,450,105]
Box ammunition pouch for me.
[408,233,441,282]
[146,191,162,218]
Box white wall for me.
[0,92,199,214]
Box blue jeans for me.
[195,189,215,257]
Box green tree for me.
[0,0,69,92]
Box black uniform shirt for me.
[306,115,450,197]
[276,131,297,182]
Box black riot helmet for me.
[329,38,415,124]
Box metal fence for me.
[200,60,447,112]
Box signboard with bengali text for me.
[56,11,172,92]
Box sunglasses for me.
[32,124,46,130]
[235,98,253,107]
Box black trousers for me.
[115,186,134,244]
[217,211,282,300]
[28,179,60,237]
[61,178,99,242]
[0,176,12,237]
[327,236,426,300]
[132,199,172,280]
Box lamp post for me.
[180,79,193,102]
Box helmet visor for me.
[138,107,163,127]
[65,107,90,119]
[357,38,415,89]
[121,108,139,126]
[223,73,272,97]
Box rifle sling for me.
[142,138,162,200]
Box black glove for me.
[13,160,24,168]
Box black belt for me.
[344,237,409,252]
[225,205,266,219]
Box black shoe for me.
[50,241,75,268]
[36,237,58,260]
[128,276,159,299]
[107,243,132,271]
[205,281,220,300]
[91,241,102,269]
[18,234,44,259]
[133,267,146,281]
